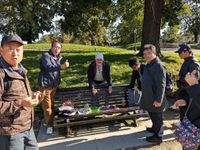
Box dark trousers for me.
[178,89,190,122]
[148,112,163,137]
[91,81,109,106]
[179,106,187,121]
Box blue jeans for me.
[0,128,38,150]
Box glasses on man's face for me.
[143,52,152,58]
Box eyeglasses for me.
[143,53,152,58]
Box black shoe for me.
[146,126,164,134]
[146,135,162,144]
[146,127,154,133]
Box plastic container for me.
[90,106,100,113]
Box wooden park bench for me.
[53,84,148,136]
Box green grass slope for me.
[22,43,200,90]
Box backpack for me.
[146,66,174,95]
[165,72,174,95]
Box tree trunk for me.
[137,0,163,57]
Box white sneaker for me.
[46,127,53,135]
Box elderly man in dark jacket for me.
[38,40,69,134]
[87,53,112,106]
[0,34,43,150]
[174,44,200,121]
[140,44,166,144]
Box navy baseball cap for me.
[1,34,23,46]
[175,44,191,53]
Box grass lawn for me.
[22,43,200,91]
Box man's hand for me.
[108,86,112,94]
[174,75,180,81]
[32,91,45,103]
[21,97,39,107]
[61,59,69,69]
[185,70,198,86]
[153,101,161,107]
[174,99,187,107]
[92,88,98,95]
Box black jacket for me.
[129,64,145,90]
[177,56,200,102]
[186,84,200,128]
[87,60,112,88]
[177,56,200,88]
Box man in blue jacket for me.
[87,53,112,106]
[38,40,69,134]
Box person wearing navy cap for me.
[174,44,200,121]
[0,34,42,150]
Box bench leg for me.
[131,111,137,127]
[66,118,72,137]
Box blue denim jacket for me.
[38,50,62,88]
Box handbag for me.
[128,88,142,106]
[174,99,200,150]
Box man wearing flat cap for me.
[0,34,42,150]
[174,44,200,121]
[87,52,112,106]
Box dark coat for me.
[0,57,33,135]
[140,57,166,112]
[178,56,200,85]
[128,64,145,90]
[38,50,62,88]
[186,84,200,128]
[176,56,200,102]
[87,60,112,88]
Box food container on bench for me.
[90,106,100,113]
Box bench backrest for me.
[54,84,128,109]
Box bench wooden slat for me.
[54,113,148,128]
[54,106,140,120]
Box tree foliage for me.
[115,0,143,44]
[57,0,115,45]
[0,0,55,43]
[162,25,181,43]
[162,0,184,27]
[0,0,199,46]
[182,1,200,43]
